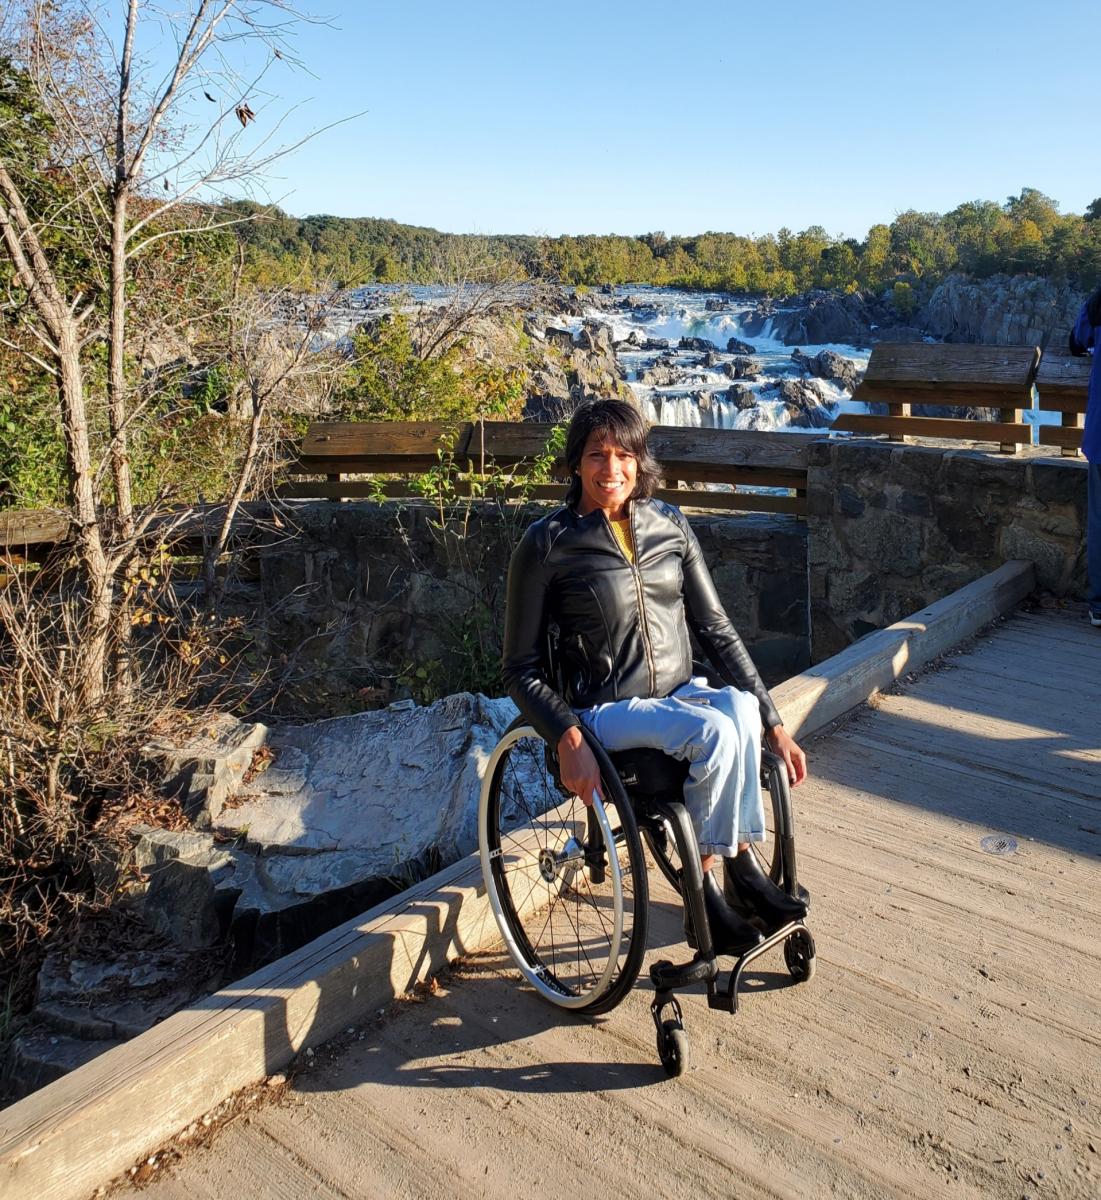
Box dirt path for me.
[135,609,1101,1199]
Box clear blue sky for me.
[212,0,1097,238]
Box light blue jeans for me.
[575,677,765,857]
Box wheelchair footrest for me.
[650,953,719,992]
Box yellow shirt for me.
[609,516,635,565]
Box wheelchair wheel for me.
[784,928,816,983]
[657,1018,689,1078]
[479,722,649,1013]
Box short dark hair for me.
[562,398,663,508]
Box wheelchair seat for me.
[608,747,689,796]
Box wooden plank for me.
[651,488,806,515]
[855,342,1040,391]
[830,413,1031,442]
[769,560,1036,741]
[647,425,810,472]
[887,398,910,443]
[297,421,472,473]
[476,422,812,473]
[277,480,806,516]
[297,422,811,475]
[1035,350,1091,399]
[1034,393,1089,414]
[0,509,70,549]
[1035,424,1084,450]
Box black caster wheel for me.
[784,928,816,983]
[657,1018,689,1077]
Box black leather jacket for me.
[501,498,782,747]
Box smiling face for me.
[575,430,638,521]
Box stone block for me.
[834,441,893,480]
[997,524,1071,591]
[836,485,865,517]
[751,635,811,684]
[1029,459,1088,508]
[827,569,881,618]
[855,509,924,578]
[943,451,1028,500]
[758,572,809,638]
[896,491,932,517]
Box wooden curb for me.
[771,559,1036,740]
[0,854,494,1200]
[0,560,1035,1200]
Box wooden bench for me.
[1034,350,1089,457]
[832,342,1040,453]
[283,421,812,516]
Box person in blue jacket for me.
[1069,285,1101,626]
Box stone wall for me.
[807,440,1088,660]
[254,500,810,712]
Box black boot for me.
[724,849,809,928]
[685,869,764,957]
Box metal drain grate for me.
[980,834,1018,855]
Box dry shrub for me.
[0,541,242,1027]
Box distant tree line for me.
[229,188,1101,294]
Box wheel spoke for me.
[482,730,647,1010]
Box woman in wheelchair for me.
[501,398,809,959]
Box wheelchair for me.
[478,666,816,1077]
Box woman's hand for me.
[556,726,604,806]
[766,724,807,787]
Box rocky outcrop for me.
[523,318,627,419]
[770,291,875,347]
[919,273,1083,347]
[134,693,520,967]
[4,945,216,1099]
[143,713,269,829]
[769,377,834,428]
[726,336,757,355]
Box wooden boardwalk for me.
[139,607,1101,1200]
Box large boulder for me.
[770,377,834,428]
[639,363,681,387]
[724,356,762,381]
[132,693,521,965]
[725,384,757,410]
[791,348,863,392]
[578,320,613,354]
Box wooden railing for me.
[281,421,811,516]
[831,342,1089,456]
[1034,351,1091,456]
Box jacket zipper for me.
[603,506,656,695]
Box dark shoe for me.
[724,849,810,928]
[684,869,764,957]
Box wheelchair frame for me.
[478,707,815,1076]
